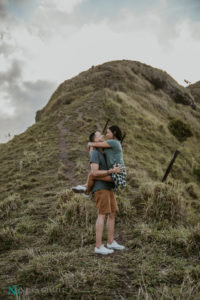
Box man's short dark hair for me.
[89,132,96,142]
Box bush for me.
[43,189,96,246]
[187,224,200,257]
[168,119,193,142]
[0,227,19,251]
[193,168,200,182]
[142,182,187,226]
[54,189,96,227]
[150,77,166,90]
[185,182,199,199]
[115,187,137,222]
[0,193,22,219]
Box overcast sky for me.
[0,0,200,143]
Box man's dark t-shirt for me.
[90,149,114,193]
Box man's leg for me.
[106,191,125,251]
[106,212,115,244]
[96,214,106,248]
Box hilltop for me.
[0,60,200,299]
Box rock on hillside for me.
[35,60,196,122]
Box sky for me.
[0,0,200,143]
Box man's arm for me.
[90,162,122,177]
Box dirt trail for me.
[57,116,76,186]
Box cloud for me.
[0,59,22,84]
[0,41,15,56]
[2,0,200,48]
[0,0,16,26]
[166,0,200,22]
[0,79,57,143]
[0,59,57,143]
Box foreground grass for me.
[1,184,200,299]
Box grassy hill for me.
[0,59,200,299]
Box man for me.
[86,131,125,255]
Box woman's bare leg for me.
[85,172,113,194]
[96,176,113,182]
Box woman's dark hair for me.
[109,125,122,141]
[89,132,96,142]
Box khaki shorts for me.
[94,189,119,215]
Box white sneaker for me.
[94,245,114,255]
[72,185,86,193]
[107,240,125,250]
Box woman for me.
[73,125,126,194]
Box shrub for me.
[43,189,96,246]
[115,187,137,222]
[142,182,187,226]
[54,189,96,227]
[168,119,193,142]
[0,193,22,218]
[150,77,166,90]
[185,182,199,199]
[193,168,200,182]
[0,227,19,251]
[186,224,200,257]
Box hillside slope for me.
[0,60,200,299]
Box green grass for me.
[0,60,200,299]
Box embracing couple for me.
[72,125,126,255]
